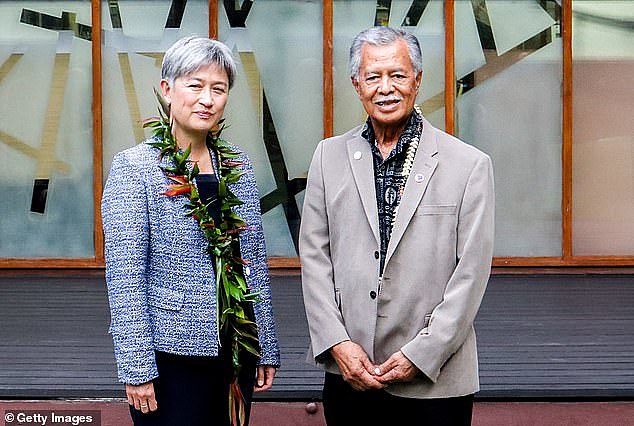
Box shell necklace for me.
[390,104,423,232]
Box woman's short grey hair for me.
[162,36,237,89]
[349,27,423,80]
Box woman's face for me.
[160,63,229,142]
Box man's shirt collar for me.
[361,110,422,160]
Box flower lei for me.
[143,90,259,426]
[391,104,423,231]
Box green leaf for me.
[153,87,170,117]
[218,180,228,198]
[234,275,247,292]
[224,171,244,184]
[238,339,261,358]
[243,292,261,303]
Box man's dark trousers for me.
[322,372,474,426]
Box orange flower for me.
[163,184,191,196]
[167,175,188,185]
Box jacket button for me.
[244,266,251,276]
[374,251,379,259]
[370,290,377,299]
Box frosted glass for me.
[573,135,634,255]
[0,46,55,152]
[389,0,413,26]
[455,1,486,79]
[222,52,277,196]
[486,0,555,56]
[218,1,322,257]
[295,191,306,218]
[410,0,445,130]
[0,1,94,258]
[101,0,208,179]
[572,1,634,59]
[245,0,323,180]
[572,1,634,255]
[261,205,297,257]
[0,2,91,43]
[457,39,563,257]
[332,1,377,136]
[119,1,172,38]
[101,45,140,176]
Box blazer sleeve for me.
[299,141,351,360]
[236,153,281,367]
[401,154,495,383]
[102,151,158,385]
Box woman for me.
[102,36,280,425]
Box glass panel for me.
[333,0,446,135]
[486,0,556,56]
[0,0,94,258]
[455,0,486,82]
[572,1,634,255]
[219,0,323,257]
[455,0,563,257]
[101,0,209,179]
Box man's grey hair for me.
[349,26,423,80]
[162,36,237,89]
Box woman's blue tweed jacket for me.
[102,138,280,385]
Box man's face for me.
[352,39,422,131]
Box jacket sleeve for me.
[401,154,495,383]
[102,151,158,385]
[299,141,351,360]
[237,153,281,367]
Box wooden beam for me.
[269,257,301,269]
[323,0,333,139]
[92,0,104,265]
[209,0,218,39]
[562,0,573,259]
[4,255,634,270]
[444,0,455,134]
[0,259,104,269]
[494,256,634,267]
[268,255,634,270]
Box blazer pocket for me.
[147,285,185,311]
[417,204,457,215]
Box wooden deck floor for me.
[0,272,633,400]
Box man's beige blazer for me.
[299,117,495,399]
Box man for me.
[299,27,494,425]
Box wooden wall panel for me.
[444,0,455,135]
[562,0,573,259]
[93,0,104,264]
[323,0,333,139]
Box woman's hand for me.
[254,365,277,392]
[126,381,158,414]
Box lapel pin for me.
[353,151,362,160]
[414,173,425,183]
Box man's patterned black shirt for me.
[361,110,423,275]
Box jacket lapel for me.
[384,118,439,266]
[347,134,380,246]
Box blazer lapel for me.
[347,135,380,246]
[385,118,439,266]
